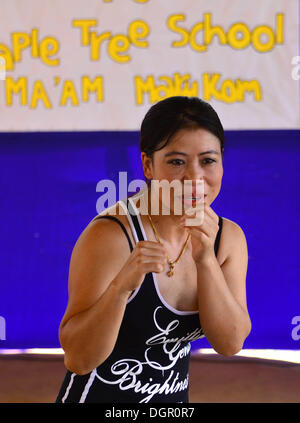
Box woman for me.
[56,96,251,403]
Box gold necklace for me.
[147,214,191,277]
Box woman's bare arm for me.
[195,220,251,355]
[59,218,167,375]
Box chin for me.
[208,187,222,204]
[208,194,219,206]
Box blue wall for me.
[0,130,299,349]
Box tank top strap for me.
[91,214,134,252]
[214,216,223,256]
[120,197,145,243]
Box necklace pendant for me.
[167,269,174,277]
[167,262,175,277]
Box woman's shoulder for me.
[87,201,136,249]
[89,201,130,226]
[221,217,246,239]
[218,216,247,265]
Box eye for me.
[167,159,185,166]
[202,158,216,165]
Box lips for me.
[185,194,207,200]
[187,185,205,199]
[180,195,206,208]
[190,193,206,199]
[175,194,207,200]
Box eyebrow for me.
[164,150,220,157]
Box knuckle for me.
[136,246,145,256]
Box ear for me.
[141,152,153,180]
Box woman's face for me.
[142,127,223,209]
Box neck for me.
[136,185,190,246]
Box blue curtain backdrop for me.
[0,130,299,350]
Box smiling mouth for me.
[178,194,207,205]
[180,194,207,199]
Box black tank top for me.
[56,198,223,403]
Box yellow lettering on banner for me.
[40,36,60,66]
[128,20,149,48]
[135,75,155,104]
[169,73,198,97]
[88,20,150,62]
[190,22,206,52]
[108,34,131,63]
[252,26,275,53]
[276,13,284,43]
[90,31,111,61]
[135,73,198,105]
[203,73,222,101]
[72,19,98,46]
[3,29,60,67]
[5,77,27,106]
[31,28,39,57]
[227,23,251,50]
[0,45,14,70]
[222,79,238,103]
[203,13,227,46]
[173,73,198,95]
[0,58,5,72]
[82,76,104,102]
[236,79,262,101]
[167,15,189,47]
[11,32,31,62]
[168,12,284,53]
[156,76,173,100]
[60,80,79,106]
[202,73,262,103]
[30,80,52,108]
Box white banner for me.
[0,0,299,131]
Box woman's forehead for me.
[162,127,221,151]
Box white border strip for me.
[79,368,97,403]
[118,199,144,305]
[61,372,76,403]
[152,271,199,316]
[0,349,300,364]
[0,348,64,354]
[118,199,139,245]
[194,348,300,364]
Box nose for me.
[183,163,204,184]
[183,166,205,196]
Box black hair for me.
[140,96,225,160]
